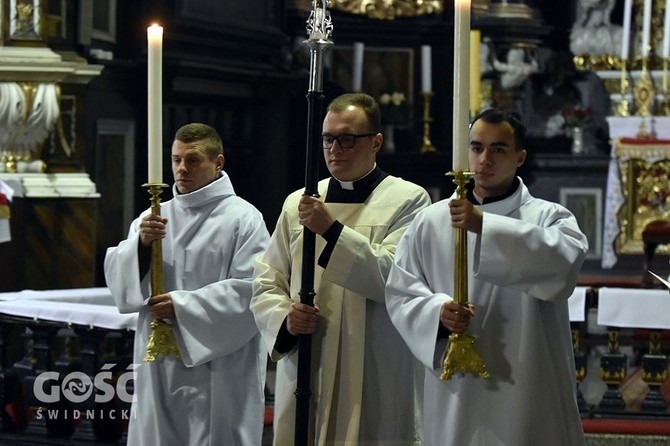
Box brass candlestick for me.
[420,92,437,153]
[615,63,631,117]
[661,58,670,116]
[633,59,656,117]
[143,182,181,362]
[440,170,489,380]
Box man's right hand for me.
[287,302,320,336]
[139,215,168,247]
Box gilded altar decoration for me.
[614,138,670,255]
[634,69,657,117]
[573,54,623,72]
[331,0,443,20]
[662,58,670,116]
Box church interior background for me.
[0,0,669,444]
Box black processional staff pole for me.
[296,1,333,445]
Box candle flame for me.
[147,24,163,36]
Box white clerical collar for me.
[472,191,484,204]
[334,164,377,190]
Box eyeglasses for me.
[322,133,376,150]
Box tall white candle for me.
[469,30,481,116]
[662,0,670,58]
[621,0,632,60]
[642,0,652,57]
[452,0,470,171]
[421,45,432,93]
[147,24,163,184]
[352,42,364,92]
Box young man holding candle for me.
[251,93,431,445]
[386,108,589,445]
[104,123,270,445]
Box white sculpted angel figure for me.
[492,48,539,89]
[569,0,622,57]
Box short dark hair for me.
[470,108,526,151]
[327,93,382,133]
[174,123,223,158]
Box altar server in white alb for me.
[252,93,430,445]
[104,123,270,446]
[386,108,588,446]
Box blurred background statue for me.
[569,0,622,57]
[493,47,539,89]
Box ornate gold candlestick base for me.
[143,182,181,362]
[441,333,490,380]
[420,92,437,153]
[145,319,181,361]
[441,170,489,380]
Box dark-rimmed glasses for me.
[322,133,376,150]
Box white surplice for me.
[252,175,431,446]
[104,173,270,446]
[386,178,588,446]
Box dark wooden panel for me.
[178,0,282,29]
[23,199,98,290]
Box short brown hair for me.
[174,123,223,158]
[327,93,382,133]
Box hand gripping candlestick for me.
[295,2,333,445]
[143,23,180,362]
[440,0,488,381]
